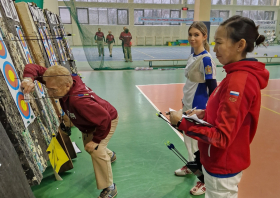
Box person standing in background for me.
[122,28,132,62]
[119,26,129,59]
[95,28,105,57]
[106,31,115,57]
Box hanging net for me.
[63,0,105,70]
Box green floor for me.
[31,67,280,198]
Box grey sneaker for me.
[111,152,116,163]
[98,184,117,198]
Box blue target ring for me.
[3,61,20,90]
[16,92,31,119]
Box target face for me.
[44,28,50,39]
[50,45,54,56]
[46,46,51,58]
[3,61,19,90]
[39,28,44,40]
[26,52,33,63]
[16,27,27,49]
[16,92,31,119]
[0,37,7,59]
[36,81,44,95]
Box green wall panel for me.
[15,0,44,9]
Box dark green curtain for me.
[15,0,44,9]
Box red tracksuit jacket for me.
[179,60,269,174]
[23,64,118,143]
[122,33,132,47]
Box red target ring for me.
[0,38,7,59]
[16,92,30,119]
[3,61,19,90]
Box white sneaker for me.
[174,165,192,176]
[190,181,206,195]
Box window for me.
[134,10,144,25]
[118,9,128,25]
[211,10,229,25]
[74,0,123,1]
[59,7,71,24]
[236,10,274,20]
[211,0,231,5]
[108,9,117,24]
[237,0,276,5]
[134,9,181,25]
[87,8,128,25]
[134,0,181,4]
[77,8,88,24]
[98,8,108,24]
[187,0,195,4]
[187,10,194,19]
[170,10,180,25]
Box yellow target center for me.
[8,70,15,82]
[0,43,2,50]
[38,82,42,88]
[21,100,28,111]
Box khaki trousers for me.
[97,41,104,55]
[124,46,132,61]
[82,116,118,189]
[108,43,113,55]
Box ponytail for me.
[204,40,210,52]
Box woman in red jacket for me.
[171,15,269,198]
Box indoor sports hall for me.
[1,0,280,198]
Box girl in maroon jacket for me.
[171,15,269,198]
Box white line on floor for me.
[135,85,184,141]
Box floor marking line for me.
[261,106,280,115]
[134,49,155,58]
[136,85,184,141]
[261,89,280,92]
[137,83,184,86]
[262,94,280,101]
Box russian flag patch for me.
[230,91,239,96]
[229,91,239,102]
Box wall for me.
[56,0,280,46]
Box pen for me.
[183,107,197,116]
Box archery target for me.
[0,31,35,128]
[16,92,31,119]
[26,51,33,63]
[35,80,44,96]
[0,37,7,59]
[3,61,19,90]
[50,45,54,56]
[44,27,50,39]
[16,27,27,49]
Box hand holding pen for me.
[183,107,205,119]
